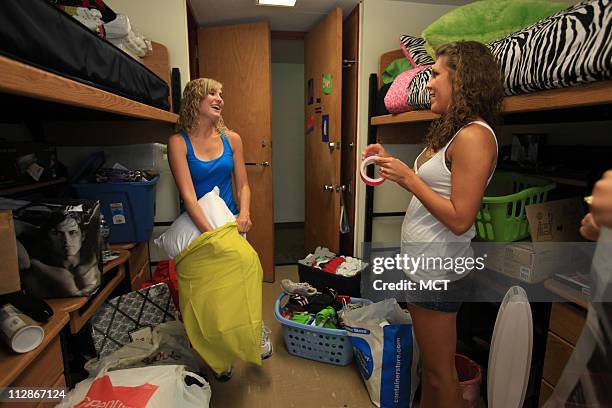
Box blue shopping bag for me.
[343,299,419,408]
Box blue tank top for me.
[180,129,239,215]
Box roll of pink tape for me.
[360,155,385,186]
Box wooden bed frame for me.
[0,41,177,123]
[373,49,612,126]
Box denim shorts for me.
[405,274,474,313]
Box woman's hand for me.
[374,156,416,189]
[591,170,612,229]
[580,212,600,241]
[362,143,388,160]
[236,212,252,233]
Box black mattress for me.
[0,1,170,111]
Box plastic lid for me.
[488,286,533,408]
[12,325,45,353]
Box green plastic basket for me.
[475,172,556,242]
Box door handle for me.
[323,184,334,192]
[245,161,270,167]
[328,141,340,151]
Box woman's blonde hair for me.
[177,78,228,133]
[425,41,504,151]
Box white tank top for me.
[401,121,497,282]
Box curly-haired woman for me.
[168,78,251,235]
[168,78,272,380]
[363,41,504,407]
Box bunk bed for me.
[0,1,177,123]
[366,45,612,239]
[0,1,179,390]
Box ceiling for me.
[190,0,472,32]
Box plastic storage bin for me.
[476,172,555,242]
[298,262,363,297]
[72,176,159,243]
[274,292,370,366]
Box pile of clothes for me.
[52,0,152,61]
[298,247,365,277]
[279,279,368,329]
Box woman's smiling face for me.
[199,88,224,120]
[427,56,453,115]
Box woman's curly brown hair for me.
[177,78,228,133]
[425,41,504,151]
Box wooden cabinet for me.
[539,302,587,407]
[0,304,70,408]
[112,242,151,291]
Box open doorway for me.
[271,38,305,265]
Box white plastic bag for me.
[154,186,236,258]
[342,298,420,408]
[85,321,202,376]
[56,365,211,408]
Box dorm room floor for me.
[208,265,373,408]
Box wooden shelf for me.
[0,303,69,388]
[544,278,589,309]
[372,110,439,125]
[0,177,68,196]
[102,249,131,275]
[0,55,178,124]
[371,81,612,126]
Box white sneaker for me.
[281,279,318,297]
[261,322,273,360]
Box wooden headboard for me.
[142,41,172,108]
[378,49,405,88]
[142,41,170,87]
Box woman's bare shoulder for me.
[224,130,243,149]
[224,129,241,141]
[168,132,187,149]
[455,123,495,147]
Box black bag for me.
[3,198,102,298]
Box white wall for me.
[105,0,190,90]
[354,0,458,255]
[272,63,305,223]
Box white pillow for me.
[154,187,236,258]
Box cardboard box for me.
[0,210,21,294]
[485,198,584,284]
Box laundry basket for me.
[476,172,556,242]
[274,293,370,366]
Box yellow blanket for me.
[174,222,262,374]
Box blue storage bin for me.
[72,176,159,243]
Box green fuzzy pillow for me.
[422,0,571,56]
[382,58,413,85]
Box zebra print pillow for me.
[408,66,433,110]
[400,35,435,67]
[489,0,611,95]
[406,0,611,109]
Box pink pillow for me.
[384,65,430,113]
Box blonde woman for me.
[168,78,272,380]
